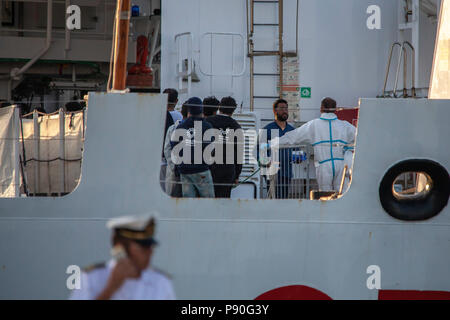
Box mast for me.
[112,0,131,91]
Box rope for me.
[19,155,29,196]
[24,157,82,164]
[21,108,85,118]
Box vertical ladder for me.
[247,0,298,111]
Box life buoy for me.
[379,159,450,221]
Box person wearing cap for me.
[270,97,356,192]
[170,97,215,198]
[69,215,176,300]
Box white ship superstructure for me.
[0,0,449,299]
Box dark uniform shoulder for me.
[263,121,276,130]
[230,117,242,129]
[202,118,213,129]
[205,115,218,126]
[152,267,172,279]
[82,262,107,273]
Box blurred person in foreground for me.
[69,214,175,300]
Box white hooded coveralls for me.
[271,113,356,191]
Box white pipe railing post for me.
[59,109,66,196]
[33,110,40,196]
[13,106,21,197]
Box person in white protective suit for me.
[270,97,356,192]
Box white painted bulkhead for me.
[0,92,448,299]
[161,0,437,121]
[0,0,447,300]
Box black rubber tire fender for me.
[379,159,450,221]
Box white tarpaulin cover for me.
[21,112,84,195]
[0,107,17,197]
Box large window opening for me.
[0,105,86,198]
[160,99,357,201]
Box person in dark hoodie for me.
[202,96,220,118]
[170,97,215,198]
[206,96,244,198]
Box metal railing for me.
[174,32,194,95]
[199,32,246,96]
[381,41,416,98]
[20,108,86,197]
[160,143,317,200]
[260,144,315,199]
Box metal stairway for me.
[246,0,298,111]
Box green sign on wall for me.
[300,87,311,98]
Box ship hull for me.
[0,93,449,299]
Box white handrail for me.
[199,32,246,77]
[174,32,194,95]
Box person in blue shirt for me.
[263,99,295,198]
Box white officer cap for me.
[106,212,159,246]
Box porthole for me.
[379,160,450,221]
